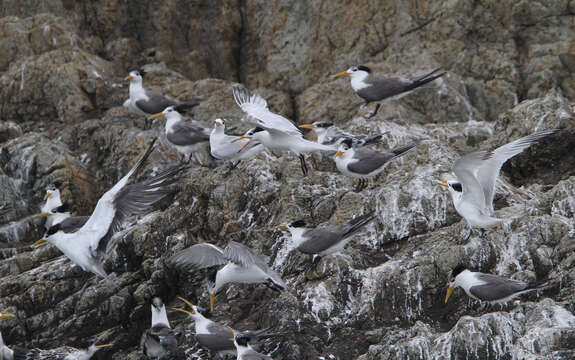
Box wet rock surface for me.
[0,1,574,360]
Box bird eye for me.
[350,67,357,72]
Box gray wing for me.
[452,151,492,214]
[359,76,412,102]
[469,273,528,301]
[135,90,179,114]
[196,323,234,351]
[170,243,228,270]
[167,121,210,146]
[141,324,179,355]
[347,148,395,175]
[240,349,274,360]
[58,216,90,233]
[296,228,345,254]
[99,165,184,253]
[224,241,286,289]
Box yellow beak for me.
[276,225,288,231]
[239,139,252,152]
[177,296,195,308]
[0,313,14,320]
[172,307,194,315]
[150,112,165,120]
[298,124,315,130]
[124,75,134,81]
[332,71,350,79]
[32,239,47,247]
[44,193,51,200]
[33,212,52,218]
[210,293,216,312]
[334,151,344,157]
[439,179,449,189]
[95,344,112,349]
[445,285,455,303]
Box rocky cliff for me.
[0,1,574,359]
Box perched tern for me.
[8,343,111,360]
[0,313,13,360]
[150,105,211,164]
[124,69,198,128]
[439,129,560,240]
[232,85,335,176]
[34,182,70,230]
[299,121,388,148]
[141,298,180,359]
[332,66,445,118]
[334,138,421,191]
[172,297,283,357]
[33,139,185,278]
[170,241,287,311]
[231,329,274,360]
[445,264,546,304]
[210,118,264,169]
[276,212,375,267]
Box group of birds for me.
[0,64,561,359]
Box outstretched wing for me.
[224,241,286,289]
[170,243,228,270]
[452,151,492,214]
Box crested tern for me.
[210,118,264,169]
[170,241,287,311]
[0,313,13,360]
[299,121,388,148]
[231,329,274,360]
[9,343,111,360]
[332,66,445,118]
[34,182,70,230]
[445,264,546,304]
[232,85,335,176]
[173,297,283,357]
[123,69,199,129]
[150,105,211,164]
[141,298,180,359]
[334,138,421,191]
[276,212,375,267]
[33,138,185,277]
[439,129,560,240]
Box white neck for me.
[215,266,233,293]
[288,227,308,247]
[191,313,211,334]
[44,193,63,211]
[455,270,485,295]
[129,79,147,100]
[235,342,253,357]
[151,305,170,328]
[350,71,371,91]
[165,113,182,134]
[211,125,225,137]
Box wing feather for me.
[170,243,228,270]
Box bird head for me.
[299,121,333,136]
[332,65,371,80]
[150,106,181,122]
[32,222,63,246]
[445,264,467,303]
[214,118,225,129]
[334,138,353,158]
[124,69,144,82]
[438,176,463,198]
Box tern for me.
[232,85,335,176]
[332,66,445,118]
[123,69,199,129]
[299,121,388,148]
[172,297,283,357]
[231,329,274,360]
[334,138,421,192]
[34,182,70,230]
[276,212,375,268]
[141,298,180,359]
[210,118,264,169]
[439,129,560,240]
[170,241,287,311]
[150,105,211,164]
[445,264,546,304]
[0,313,13,360]
[33,138,185,278]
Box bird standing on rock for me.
[332,66,445,118]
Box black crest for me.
[451,182,463,193]
[53,181,63,188]
[235,334,251,347]
[357,65,372,73]
[315,122,334,128]
[341,138,353,149]
[290,220,307,228]
[46,224,61,236]
[138,69,146,77]
[253,127,265,133]
[451,264,467,278]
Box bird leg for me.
[299,154,309,176]
[365,103,381,119]
[354,179,368,192]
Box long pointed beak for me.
[332,71,350,79]
[210,293,216,312]
[44,193,51,200]
[124,75,134,81]
[95,344,112,349]
[172,307,194,315]
[276,225,288,231]
[177,296,196,309]
[32,239,47,247]
[445,285,455,303]
[239,139,252,152]
[150,112,165,120]
[229,326,236,335]
[298,124,315,130]
[0,314,14,320]
[33,213,52,218]
[334,150,344,157]
[439,179,449,189]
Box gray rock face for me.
[0,2,574,360]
